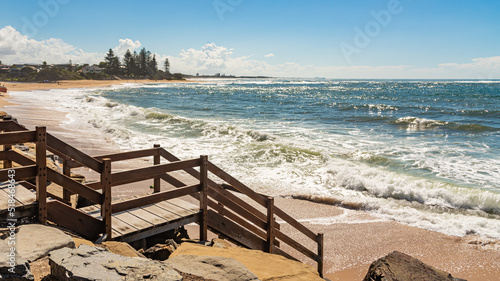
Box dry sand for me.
[1,79,499,281]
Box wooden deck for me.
[80,197,199,242]
[0,182,37,220]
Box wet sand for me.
[1,81,499,280]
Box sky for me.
[1,0,500,79]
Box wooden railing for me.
[0,117,324,277]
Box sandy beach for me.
[1,80,499,281]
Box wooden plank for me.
[0,184,24,208]
[101,158,112,239]
[124,207,168,226]
[113,210,154,231]
[47,200,103,240]
[274,228,318,262]
[118,214,199,243]
[159,173,187,188]
[274,207,317,241]
[207,210,267,251]
[317,233,324,277]
[112,185,200,214]
[0,120,27,132]
[47,169,103,204]
[266,197,275,253]
[47,133,103,173]
[36,127,47,223]
[9,150,35,166]
[207,187,267,230]
[208,162,267,207]
[9,183,36,205]
[153,144,161,193]
[68,148,161,168]
[140,204,184,221]
[0,130,36,145]
[199,155,208,241]
[0,165,36,181]
[207,198,267,241]
[111,159,200,186]
[155,199,199,217]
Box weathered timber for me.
[47,169,103,204]
[47,200,103,239]
[47,133,103,173]
[112,185,201,214]
[0,130,36,145]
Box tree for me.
[138,48,148,76]
[149,54,158,75]
[164,58,170,75]
[123,49,133,77]
[104,49,120,75]
[42,61,48,69]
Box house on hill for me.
[81,65,102,74]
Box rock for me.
[16,224,75,262]
[165,255,260,281]
[211,238,234,249]
[170,243,323,281]
[363,251,467,281]
[102,241,145,258]
[140,239,178,261]
[49,244,182,281]
[0,238,34,280]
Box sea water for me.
[11,79,500,238]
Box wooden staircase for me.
[0,117,324,277]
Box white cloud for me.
[113,38,141,57]
[1,25,499,79]
[264,53,274,58]
[0,26,141,65]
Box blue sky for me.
[1,0,500,78]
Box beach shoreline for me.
[1,81,499,280]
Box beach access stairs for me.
[0,117,324,277]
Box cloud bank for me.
[1,25,499,79]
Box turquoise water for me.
[13,79,500,238]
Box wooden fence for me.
[0,118,324,277]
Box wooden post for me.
[101,158,112,240]
[266,196,275,253]
[2,115,12,169]
[199,155,208,241]
[153,144,161,193]
[36,127,47,224]
[62,159,71,205]
[317,233,324,278]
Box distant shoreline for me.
[0,79,198,92]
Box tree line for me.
[102,48,175,79]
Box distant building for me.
[0,65,10,73]
[54,63,76,71]
[82,65,102,74]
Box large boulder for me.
[49,244,182,281]
[169,243,323,281]
[166,255,260,281]
[0,238,33,280]
[101,241,146,258]
[363,251,467,281]
[140,239,178,261]
[16,224,75,262]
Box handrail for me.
[0,130,37,145]
[47,133,103,173]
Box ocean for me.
[11,79,500,239]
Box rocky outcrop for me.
[170,243,323,281]
[165,255,260,281]
[1,224,75,280]
[102,241,146,258]
[16,224,75,262]
[363,251,467,281]
[49,244,182,281]
[140,239,178,261]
